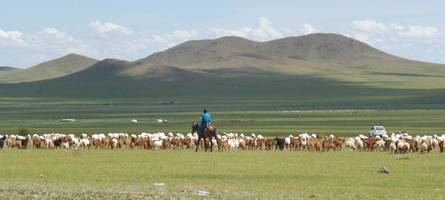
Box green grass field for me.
[0,98,444,136]
[1,98,445,199]
[1,150,444,199]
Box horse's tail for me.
[215,127,219,140]
[214,127,222,150]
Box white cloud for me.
[43,27,63,37]
[210,27,249,38]
[34,28,96,57]
[398,26,438,38]
[167,30,199,41]
[352,20,387,32]
[210,18,319,41]
[3,18,323,67]
[1,27,90,52]
[3,17,443,68]
[352,19,439,39]
[144,34,169,43]
[300,23,317,35]
[257,17,282,38]
[42,27,77,43]
[90,20,133,35]
[210,17,287,41]
[389,23,404,31]
[0,28,27,47]
[0,27,100,67]
[348,19,444,64]
[83,17,319,60]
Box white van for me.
[368,125,387,136]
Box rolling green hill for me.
[0,66,22,77]
[0,54,98,83]
[138,33,445,89]
[0,33,444,108]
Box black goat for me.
[0,135,5,149]
[275,137,285,151]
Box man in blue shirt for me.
[198,109,212,136]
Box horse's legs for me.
[195,136,201,152]
[215,134,220,151]
[210,136,213,152]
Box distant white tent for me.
[60,119,76,122]
[157,119,167,123]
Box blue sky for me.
[1,0,444,67]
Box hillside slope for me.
[138,33,445,89]
[0,54,98,83]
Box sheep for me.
[439,136,445,152]
[227,137,237,150]
[245,136,255,150]
[32,135,43,149]
[256,134,265,150]
[152,139,163,149]
[264,138,276,150]
[290,137,301,151]
[432,138,439,149]
[299,133,310,150]
[62,141,70,149]
[78,138,90,149]
[44,138,55,149]
[311,134,317,139]
[111,138,118,149]
[308,139,322,151]
[389,142,397,154]
[5,130,445,154]
[218,135,229,151]
[345,138,356,150]
[419,142,428,154]
[396,140,410,154]
[374,139,385,151]
[8,135,29,149]
[355,137,364,151]
[238,137,246,150]
[284,136,292,150]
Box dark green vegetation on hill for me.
[0,66,21,71]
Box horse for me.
[192,122,220,152]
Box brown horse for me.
[192,122,220,152]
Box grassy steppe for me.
[0,98,444,136]
[0,150,444,199]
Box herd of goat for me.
[1,132,445,153]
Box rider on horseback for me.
[198,109,212,136]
